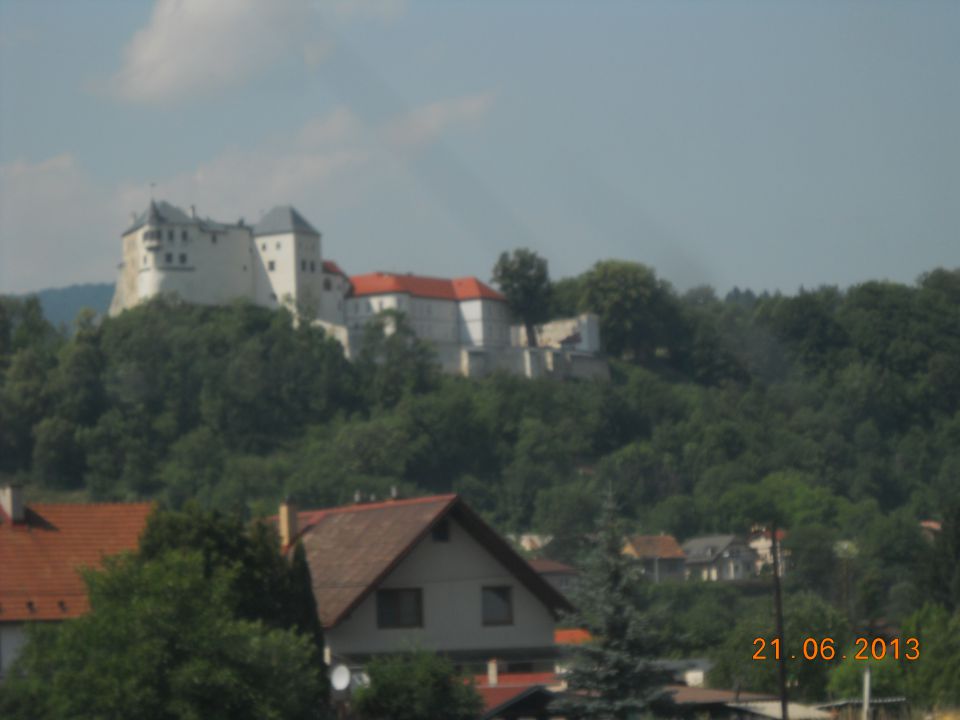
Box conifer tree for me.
[556,494,671,720]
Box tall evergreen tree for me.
[556,494,671,719]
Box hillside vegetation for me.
[3,261,960,700]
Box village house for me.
[681,534,757,582]
[110,201,608,380]
[0,485,152,679]
[622,533,686,583]
[747,527,788,576]
[276,494,572,674]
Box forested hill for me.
[2,262,960,639]
[11,282,115,329]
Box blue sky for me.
[1,0,958,295]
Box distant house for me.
[747,527,788,576]
[622,534,686,582]
[528,558,579,597]
[681,535,757,581]
[277,494,572,672]
[0,485,152,679]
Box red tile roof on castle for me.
[349,272,505,302]
[322,259,347,277]
[0,502,153,621]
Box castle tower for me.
[252,206,324,318]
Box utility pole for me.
[862,665,871,720]
[771,523,789,720]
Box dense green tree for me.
[0,552,328,720]
[901,604,960,707]
[710,593,849,701]
[556,495,670,719]
[492,248,552,347]
[352,651,482,720]
[579,260,681,362]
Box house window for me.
[324,278,331,290]
[310,261,316,272]
[261,243,266,251]
[482,586,513,626]
[143,255,148,266]
[301,260,307,271]
[276,241,281,250]
[268,260,275,272]
[431,519,450,542]
[211,234,218,244]
[181,230,187,241]
[167,230,174,241]
[179,253,187,264]
[376,588,423,629]
[165,253,173,263]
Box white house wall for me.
[134,225,253,306]
[325,517,556,658]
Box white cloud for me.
[383,92,495,148]
[325,0,406,23]
[1,92,494,293]
[111,0,314,104]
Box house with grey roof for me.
[681,535,757,581]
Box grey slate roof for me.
[680,534,741,564]
[254,206,319,237]
[123,200,249,236]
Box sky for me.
[0,0,958,296]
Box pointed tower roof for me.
[254,206,319,237]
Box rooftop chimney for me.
[1,484,25,523]
[279,499,297,547]
[487,659,499,686]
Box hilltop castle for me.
[110,201,606,379]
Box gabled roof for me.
[681,534,748,564]
[124,200,194,235]
[0,502,153,621]
[349,272,505,302]
[624,534,686,560]
[284,494,571,628]
[254,206,319,237]
[123,200,245,236]
[322,259,348,278]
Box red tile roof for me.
[349,272,505,302]
[279,494,571,628]
[624,534,686,560]
[322,259,347,277]
[527,558,577,575]
[555,628,592,645]
[0,502,153,621]
[473,672,560,689]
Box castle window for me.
[268,260,275,272]
[179,253,187,264]
[165,253,173,263]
